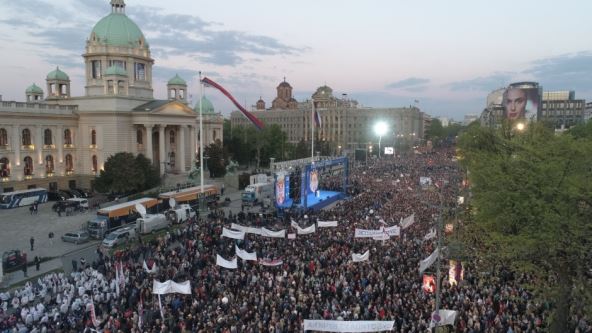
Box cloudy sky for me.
[0,0,591,120]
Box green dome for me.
[194,96,215,114]
[168,74,186,85]
[46,67,69,81]
[90,13,147,47]
[105,65,128,76]
[26,83,43,94]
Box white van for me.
[165,204,196,224]
[136,214,169,234]
[67,197,89,209]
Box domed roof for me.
[90,12,147,47]
[315,85,333,95]
[278,80,292,88]
[104,65,127,76]
[168,74,186,86]
[26,83,43,94]
[194,96,215,114]
[46,66,69,81]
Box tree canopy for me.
[94,153,160,194]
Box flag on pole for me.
[314,109,322,127]
[201,77,265,130]
[90,297,99,327]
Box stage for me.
[301,190,345,211]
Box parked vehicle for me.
[2,250,26,269]
[165,204,196,224]
[68,189,84,198]
[67,198,89,209]
[52,200,81,212]
[158,185,220,211]
[61,190,78,198]
[241,182,273,206]
[48,191,67,201]
[0,188,48,209]
[88,197,158,239]
[61,230,90,244]
[74,188,92,198]
[136,213,169,234]
[102,227,136,248]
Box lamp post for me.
[373,121,388,158]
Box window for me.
[118,81,125,95]
[170,130,175,144]
[91,60,102,79]
[135,63,145,81]
[65,154,73,171]
[0,128,7,146]
[213,130,217,141]
[44,129,53,145]
[45,155,54,173]
[107,80,114,95]
[109,60,126,70]
[24,156,33,175]
[92,155,98,172]
[91,130,96,145]
[64,129,72,145]
[0,157,9,177]
[136,129,143,144]
[169,152,175,167]
[22,129,31,146]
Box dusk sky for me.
[0,0,591,120]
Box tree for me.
[204,140,226,178]
[94,152,160,194]
[458,122,592,332]
[426,118,444,141]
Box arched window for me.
[169,151,175,167]
[137,129,143,144]
[65,154,73,171]
[64,129,72,145]
[0,128,7,146]
[92,155,98,172]
[24,156,33,175]
[22,129,31,146]
[44,129,53,145]
[170,130,175,144]
[45,155,54,173]
[0,157,10,177]
[213,130,217,142]
[91,130,96,145]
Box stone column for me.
[158,125,165,175]
[189,125,196,164]
[179,125,186,172]
[12,125,20,172]
[57,125,63,174]
[36,126,43,166]
[145,125,153,163]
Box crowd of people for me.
[0,147,589,332]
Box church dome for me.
[168,74,187,86]
[278,81,292,88]
[315,85,333,95]
[194,96,215,114]
[90,11,148,48]
[46,67,70,81]
[104,65,128,76]
[26,83,43,94]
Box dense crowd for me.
[1,147,589,332]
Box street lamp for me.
[515,122,525,131]
[373,121,388,157]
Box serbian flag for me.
[314,110,322,127]
[422,274,436,293]
[201,77,265,130]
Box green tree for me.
[458,122,592,332]
[204,140,226,177]
[290,139,309,160]
[426,118,444,141]
[94,152,160,194]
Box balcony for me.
[64,144,75,149]
[65,170,74,176]
[1,177,9,182]
[21,145,35,151]
[46,172,54,177]
[89,144,97,149]
[43,144,56,149]
[24,174,34,180]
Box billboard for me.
[275,172,292,208]
[503,82,541,121]
[384,147,394,155]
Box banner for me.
[317,220,338,227]
[290,220,299,229]
[261,228,285,238]
[401,213,415,229]
[422,274,436,293]
[448,260,464,286]
[235,244,257,261]
[355,226,399,238]
[303,320,395,332]
[259,258,283,266]
[297,224,316,235]
[352,250,370,262]
[384,225,400,236]
[423,228,436,241]
[419,248,439,274]
[90,299,99,327]
[142,260,158,274]
[419,177,432,186]
[429,310,458,328]
[231,223,262,235]
[216,254,238,269]
[222,227,245,240]
[287,233,296,239]
[152,280,192,295]
[114,262,121,296]
[138,295,143,330]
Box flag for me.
[419,248,439,274]
[201,77,265,130]
[314,109,322,127]
[352,250,370,262]
[90,298,99,327]
[423,228,436,241]
[422,274,436,293]
[138,294,144,330]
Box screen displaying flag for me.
[201,77,265,130]
[314,110,322,127]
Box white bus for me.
[0,188,48,209]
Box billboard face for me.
[308,169,319,194]
[275,173,292,208]
[503,85,540,121]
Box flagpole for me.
[311,100,315,162]
[199,71,204,194]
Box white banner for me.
[231,223,262,235]
[423,229,436,241]
[352,250,370,262]
[142,260,158,274]
[290,220,299,229]
[384,225,400,236]
[419,248,439,274]
[222,227,245,240]
[216,254,238,269]
[287,233,296,239]
[235,244,257,261]
[401,213,415,229]
[297,224,316,235]
[420,176,432,186]
[259,258,283,266]
[303,320,394,332]
[355,226,399,238]
[152,280,192,295]
[261,228,285,238]
[317,220,338,227]
[429,309,458,328]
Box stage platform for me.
[301,190,345,211]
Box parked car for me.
[52,200,81,212]
[58,190,72,199]
[61,190,78,198]
[74,188,92,198]
[68,189,84,198]
[2,250,26,269]
[101,227,136,248]
[48,191,65,201]
[61,230,90,244]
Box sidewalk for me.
[0,258,63,290]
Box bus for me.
[158,185,220,210]
[87,197,159,239]
[0,188,48,209]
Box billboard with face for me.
[275,172,292,208]
[503,83,541,121]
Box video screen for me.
[503,84,540,121]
